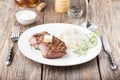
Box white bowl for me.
[16,10,37,25]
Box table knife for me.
[101,34,117,70]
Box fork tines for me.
[11,26,20,38]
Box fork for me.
[6,26,20,66]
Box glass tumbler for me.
[68,0,84,18]
[15,0,40,8]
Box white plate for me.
[18,23,102,66]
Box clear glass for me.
[68,0,85,18]
[15,0,40,8]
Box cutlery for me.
[101,34,117,70]
[82,0,97,31]
[6,26,20,66]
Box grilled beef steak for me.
[29,31,67,59]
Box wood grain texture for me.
[0,0,120,80]
[42,58,100,80]
[0,0,43,80]
[42,0,100,80]
[90,0,120,80]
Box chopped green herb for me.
[73,33,97,56]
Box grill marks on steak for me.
[29,31,67,59]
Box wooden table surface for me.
[0,0,120,80]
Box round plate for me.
[18,23,102,66]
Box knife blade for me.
[101,34,117,70]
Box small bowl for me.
[16,10,37,25]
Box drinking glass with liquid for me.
[15,0,40,8]
[68,0,84,18]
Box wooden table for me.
[0,0,120,80]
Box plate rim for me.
[18,23,102,66]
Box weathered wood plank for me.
[0,0,120,80]
[90,0,120,79]
[0,0,43,80]
[44,0,61,23]
[42,0,100,80]
[42,58,100,80]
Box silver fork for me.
[6,26,20,66]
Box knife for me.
[101,34,117,70]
